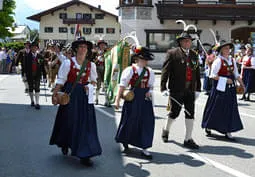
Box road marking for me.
[95,102,253,177]
[188,152,252,177]
[95,106,115,118]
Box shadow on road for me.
[122,147,205,167]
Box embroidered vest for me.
[67,60,91,84]
[129,66,150,88]
[218,58,234,76]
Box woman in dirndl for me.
[202,41,245,141]
[115,46,155,159]
[50,37,102,166]
[239,44,255,101]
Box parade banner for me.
[104,40,130,103]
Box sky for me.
[14,0,119,30]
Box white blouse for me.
[119,64,155,92]
[210,55,239,79]
[242,55,255,69]
[56,57,97,85]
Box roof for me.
[8,25,30,34]
[27,0,118,22]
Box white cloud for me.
[21,0,118,14]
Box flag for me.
[74,24,82,39]
[104,40,131,103]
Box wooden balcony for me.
[63,18,95,25]
[118,0,153,8]
[156,0,255,24]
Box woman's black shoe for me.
[205,128,212,136]
[61,147,68,155]
[141,150,153,160]
[80,158,93,167]
[31,101,35,107]
[225,133,236,141]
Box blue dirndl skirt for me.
[49,82,102,158]
[115,87,155,149]
[202,75,243,134]
[243,69,255,93]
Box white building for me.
[27,0,120,48]
[8,25,31,42]
[118,0,255,67]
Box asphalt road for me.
[0,73,254,177]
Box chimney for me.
[98,5,101,9]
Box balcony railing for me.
[156,0,255,22]
[118,0,153,7]
[63,18,95,25]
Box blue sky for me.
[14,0,118,30]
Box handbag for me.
[122,67,147,102]
[55,59,88,105]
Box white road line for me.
[188,152,252,177]
[95,103,253,177]
[95,106,116,118]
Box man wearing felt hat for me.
[15,40,31,93]
[94,39,109,106]
[24,41,47,110]
[161,31,201,149]
[115,46,155,159]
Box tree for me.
[0,0,16,38]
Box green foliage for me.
[30,29,39,42]
[0,0,16,38]
[0,42,24,51]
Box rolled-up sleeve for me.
[119,67,133,87]
[251,57,255,69]
[56,59,71,85]
[148,68,155,92]
[210,58,221,78]
[90,62,97,82]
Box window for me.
[95,13,104,19]
[76,13,83,19]
[59,27,68,33]
[59,13,67,19]
[145,30,198,52]
[95,28,104,34]
[83,28,92,34]
[106,28,115,34]
[83,13,92,20]
[45,27,53,33]
[71,27,75,34]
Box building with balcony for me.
[27,0,120,48]
[118,0,255,67]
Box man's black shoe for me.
[35,104,40,110]
[80,158,93,167]
[31,101,35,107]
[184,139,199,149]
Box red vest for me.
[129,66,150,88]
[186,58,192,82]
[32,57,38,72]
[218,58,234,76]
[243,57,252,67]
[67,60,91,84]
